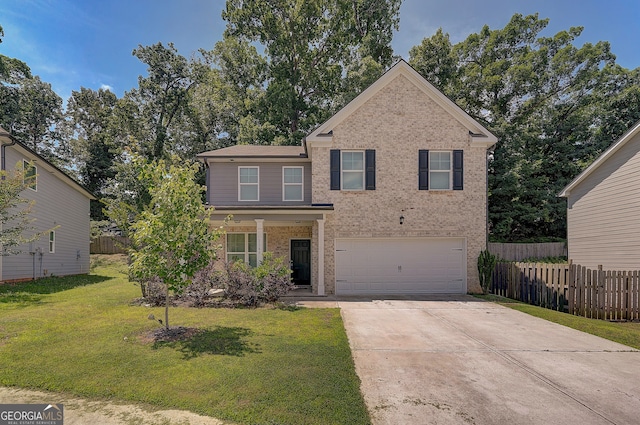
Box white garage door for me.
[335,238,466,294]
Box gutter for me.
[0,128,17,173]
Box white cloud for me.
[100,84,114,92]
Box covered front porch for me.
[210,206,333,295]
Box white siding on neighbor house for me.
[208,162,312,206]
[566,132,640,270]
[2,146,91,280]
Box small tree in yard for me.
[129,155,222,329]
[0,162,45,255]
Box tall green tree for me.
[128,156,222,329]
[124,43,200,160]
[221,0,401,144]
[65,87,119,219]
[409,13,638,241]
[0,25,33,138]
[10,76,65,164]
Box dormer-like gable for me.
[305,60,497,150]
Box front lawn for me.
[476,294,640,350]
[0,256,370,425]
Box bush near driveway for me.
[0,256,371,425]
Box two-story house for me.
[197,60,497,295]
[0,127,94,282]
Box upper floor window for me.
[429,151,452,190]
[283,166,303,201]
[419,150,463,191]
[23,160,37,191]
[330,149,376,191]
[238,166,259,201]
[341,151,365,190]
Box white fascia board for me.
[306,60,498,148]
[559,119,640,197]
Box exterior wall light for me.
[400,215,404,225]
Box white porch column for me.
[317,218,325,296]
[255,219,264,265]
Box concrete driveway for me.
[299,295,640,425]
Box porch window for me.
[226,233,267,267]
[283,166,303,201]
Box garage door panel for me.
[335,238,466,294]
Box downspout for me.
[0,129,17,282]
[486,148,492,250]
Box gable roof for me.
[305,59,498,148]
[197,145,307,159]
[0,127,95,200]
[558,120,640,197]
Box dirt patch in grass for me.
[0,386,227,425]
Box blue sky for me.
[1,0,638,101]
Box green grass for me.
[0,256,370,425]
[475,294,640,350]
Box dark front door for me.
[291,239,311,285]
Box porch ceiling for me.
[208,205,332,224]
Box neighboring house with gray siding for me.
[0,127,94,282]
[198,60,497,295]
[559,120,640,270]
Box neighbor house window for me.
[226,233,267,267]
[429,151,451,190]
[23,160,37,191]
[238,166,259,201]
[283,166,303,201]
[49,231,55,253]
[341,151,365,190]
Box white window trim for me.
[282,166,304,201]
[341,150,365,191]
[238,166,259,201]
[226,232,267,266]
[429,151,452,191]
[49,230,55,253]
[23,160,37,192]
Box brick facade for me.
[310,74,488,293]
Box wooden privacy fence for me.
[492,262,640,321]
[90,236,130,254]
[487,242,567,261]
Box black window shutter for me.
[330,149,340,190]
[453,150,463,190]
[418,149,429,190]
[365,149,376,190]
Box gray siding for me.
[2,146,91,280]
[208,161,312,206]
[567,132,640,269]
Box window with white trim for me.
[429,151,451,190]
[238,166,259,201]
[341,151,364,190]
[226,233,267,267]
[283,166,303,201]
[23,160,37,191]
[49,231,55,253]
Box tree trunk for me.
[165,285,170,329]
